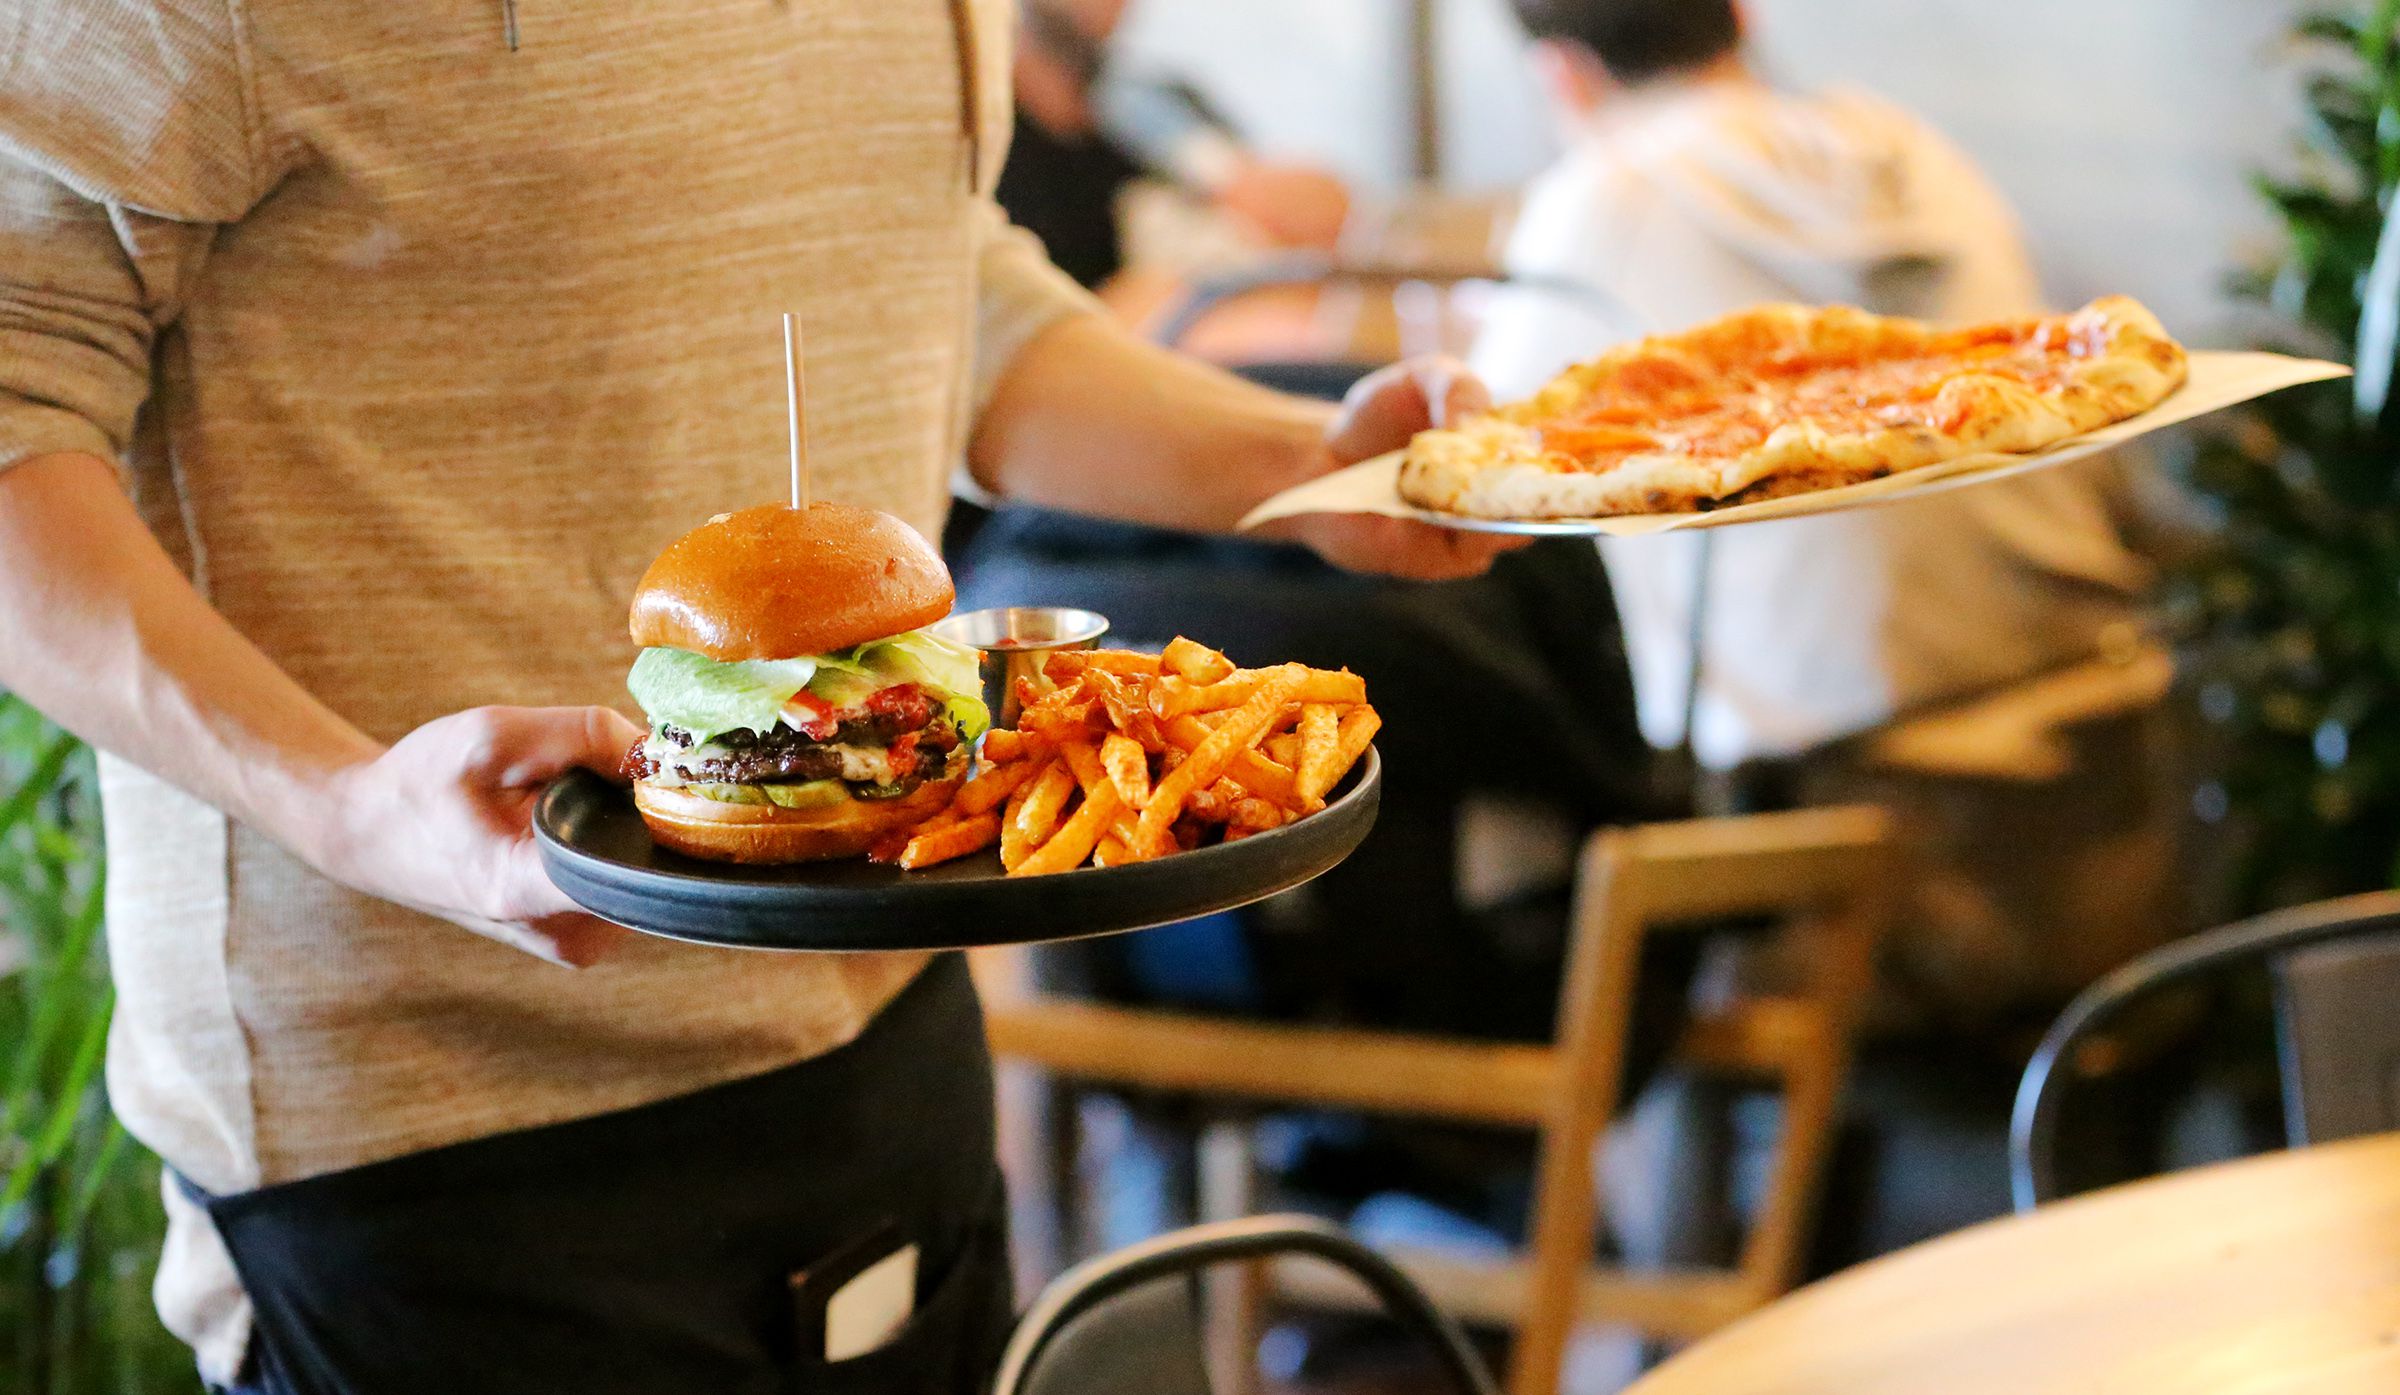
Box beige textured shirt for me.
[0,0,1093,1381]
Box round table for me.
[1627,1132,2400,1395]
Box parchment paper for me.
[1238,351,2350,538]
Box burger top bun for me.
[630,502,954,660]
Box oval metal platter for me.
[535,750,1381,951]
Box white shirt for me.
[1470,81,2151,768]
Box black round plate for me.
[534,750,1381,951]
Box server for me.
[0,3,1513,1390]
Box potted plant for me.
[2178,2,2400,913]
[0,695,189,1392]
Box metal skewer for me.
[783,312,810,511]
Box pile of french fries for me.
[872,636,1380,875]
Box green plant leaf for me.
[55,1123,130,1260]
[0,850,106,1152]
[0,732,77,845]
[2298,13,2366,47]
[0,983,114,1220]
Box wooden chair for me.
[979,805,1893,1395]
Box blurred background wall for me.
[1109,0,2302,339]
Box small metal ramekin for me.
[929,606,1111,730]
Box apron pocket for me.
[785,1172,1012,1395]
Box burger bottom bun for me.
[632,776,963,865]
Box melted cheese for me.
[641,735,899,787]
[1537,316,2092,469]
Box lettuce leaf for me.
[854,630,983,697]
[852,630,990,741]
[628,628,989,743]
[940,689,993,745]
[802,663,884,711]
[627,649,818,744]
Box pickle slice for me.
[757,779,851,810]
[681,782,767,805]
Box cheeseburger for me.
[622,503,988,863]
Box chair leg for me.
[1199,1118,1264,1395]
[1510,1115,1606,1395]
[1737,1032,1843,1300]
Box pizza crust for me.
[1401,296,2187,520]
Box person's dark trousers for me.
[196,954,1010,1395]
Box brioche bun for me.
[630,503,954,661]
[633,775,962,864]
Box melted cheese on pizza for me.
[1533,316,2097,472]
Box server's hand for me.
[317,706,645,967]
[1265,356,1533,581]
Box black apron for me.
[190,954,1011,1395]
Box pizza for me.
[1400,296,2188,519]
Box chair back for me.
[994,1215,1498,1395]
[2274,932,2400,1145]
[2010,889,2400,1210]
[1146,253,1644,363]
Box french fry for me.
[1229,797,1288,831]
[1148,676,1210,721]
[1164,715,1309,810]
[1100,733,1151,809]
[1159,666,1364,719]
[999,777,1036,871]
[1012,758,1076,848]
[957,755,1044,816]
[889,637,1365,876]
[1152,670,1263,719]
[1162,636,1236,684]
[1019,698,1103,745]
[1081,669,1164,750]
[1321,703,1381,792]
[1014,781,1123,876]
[1291,668,1367,706]
[1058,739,1110,798]
[1045,649,1163,681]
[899,813,1001,869]
[1135,668,1304,855]
[1187,781,1237,822]
[1295,703,1341,804]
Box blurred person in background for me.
[1474,0,2189,1032]
[1001,0,1355,289]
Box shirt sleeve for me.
[967,200,1103,421]
[1466,158,1647,401]
[0,0,275,478]
[0,158,198,475]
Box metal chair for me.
[984,805,1893,1395]
[992,1214,1499,1395]
[2009,888,2400,1211]
[1147,252,1641,374]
